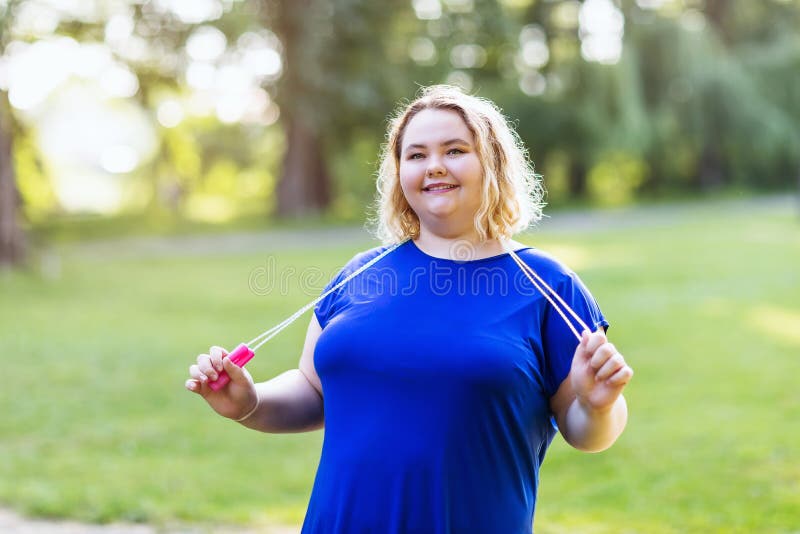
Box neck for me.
[414,227,509,261]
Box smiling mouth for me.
[422,184,459,192]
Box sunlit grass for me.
[528,202,800,533]
[1,198,798,531]
[747,305,800,346]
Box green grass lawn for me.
[1,197,798,532]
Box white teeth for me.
[425,184,457,192]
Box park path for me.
[64,194,796,261]
[0,507,296,534]
[0,508,153,534]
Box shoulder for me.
[513,246,601,309]
[316,242,404,324]
[337,241,406,277]
[513,246,575,280]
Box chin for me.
[421,213,472,233]
[423,206,459,220]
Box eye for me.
[408,152,425,160]
[447,148,464,155]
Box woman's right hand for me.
[185,346,258,421]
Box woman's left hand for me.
[570,328,633,412]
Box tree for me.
[264,0,404,217]
[264,0,530,216]
[0,0,25,267]
[268,0,331,216]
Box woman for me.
[186,85,633,533]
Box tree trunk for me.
[276,114,331,216]
[698,144,724,191]
[0,91,25,267]
[705,0,731,44]
[796,162,800,220]
[269,0,333,217]
[568,160,587,198]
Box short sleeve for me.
[314,268,347,329]
[541,272,608,398]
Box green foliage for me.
[587,151,647,206]
[162,126,202,189]
[329,136,382,221]
[147,116,282,220]
[5,0,800,229]
[1,198,798,531]
[541,150,571,205]
[14,129,57,222]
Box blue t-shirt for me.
[303,240,607,534]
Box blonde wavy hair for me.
[373,85,544,244]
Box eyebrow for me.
[403,138,471,152]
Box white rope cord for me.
[509,249,592,332]
[246,240,407,352]
[505,246,589,342]
[243,238,591,352]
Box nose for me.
[426,156,446,177]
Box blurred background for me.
[0,0,798,251]
[1,0,799,533]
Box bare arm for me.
[186,315,325,433]
[550,328,633,452]
[239,316,324,432]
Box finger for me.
[575,330,592,360]
[209,346,228,372]
[222,356,251,385]
[196,353,214,370]
[606,365,634,386]
[185,379,202,394]
[584,329,608,356]
[595,352,625,381]
[189,364,209,383]
[197,358,218,381]
[589,342,618,369]
[580,329,591,347]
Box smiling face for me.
[398,108,484,239]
